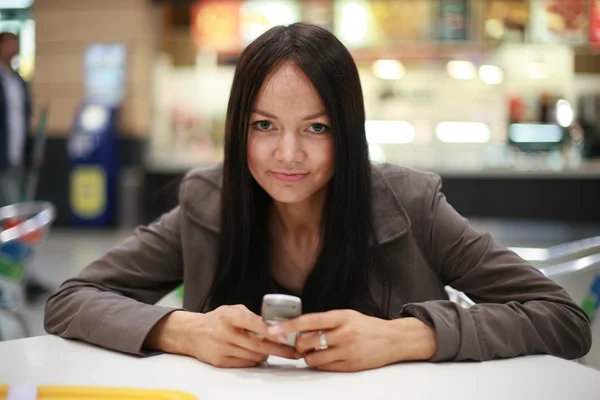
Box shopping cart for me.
[0,201,56,341]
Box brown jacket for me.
[44,163,592,362]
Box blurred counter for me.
[141,151,600,225]
[431,162,600,178]
[144,159,600,178]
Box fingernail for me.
[268,325,287,343]
[268,325,283,335]
[294,352,303,359]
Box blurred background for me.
[1,0,600,365]
[0,0,598,226]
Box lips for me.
[271,171,309,182]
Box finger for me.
[295,329,339,354]
[295,331,320,354]
[304,348,345,368]
[224,343,268,363]
[266,311,346,342]
[219,356,262,368]
[232,328,301,360]
[227,307,271,337]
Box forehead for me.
[254,61,324,113]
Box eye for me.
[252,120,274,131]
[307,123,329,135]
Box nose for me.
[274,131,304,163]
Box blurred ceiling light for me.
[556,99,574,127]
[365,120,415,144]
[372,59,405,80]
[446,60,476,80]
[484,19,505,39]
[340,3,368,43]
[479,65,504,84]
[435,122,491,143]
[526,61,548,79]
[508,123,563,143]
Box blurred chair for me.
[0,201,56,341]
[510,238,600,312]
[446,236,600,369]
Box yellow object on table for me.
[0,385,196,400]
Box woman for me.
[44,23,591,372]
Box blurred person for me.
[0,32,28,206]
[44,23,591,372]
[0,31,51,302]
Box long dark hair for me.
[206,23,385,317]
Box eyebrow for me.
[252,109,327,121]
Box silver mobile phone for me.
[261,294,302,346]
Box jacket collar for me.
[182,163,411,245]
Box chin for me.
[266,189,312,204]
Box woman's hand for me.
[145,305,301,368]
[266,310,437,372]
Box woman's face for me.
[247,61,334,205]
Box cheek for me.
[247,136,270,172]
[247,138,259,174]
[247,138,255,164]
[315,139,335,175]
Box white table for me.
[3,335,600,400]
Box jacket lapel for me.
[180,163,223,233]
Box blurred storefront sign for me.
[591,0,600,44]
[191,0,241,52]
[531,0,587,44]
[483,0,529,42]
[371,0,432,43]
[334,0,432,49]
[437,0,469,41]
[191,0,302,52]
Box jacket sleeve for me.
[44,207,184,356]
[399,174,592,362]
